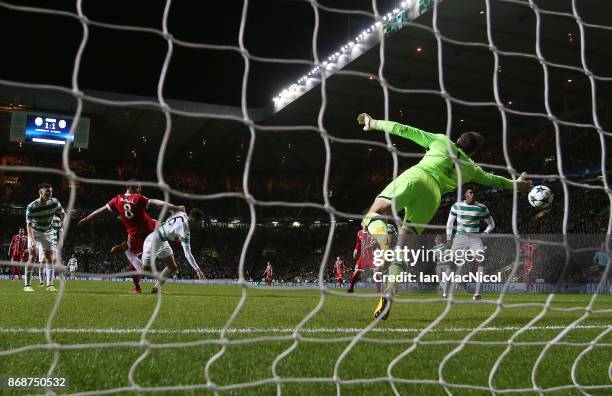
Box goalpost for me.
[0,0,611,394]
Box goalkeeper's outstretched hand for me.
[517,172,533,193]
[357,113,376,131]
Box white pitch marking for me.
[0,324,608,335]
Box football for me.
[528,185,554,209]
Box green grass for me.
[0,279,611,395]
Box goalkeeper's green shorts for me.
[377,166,441,235]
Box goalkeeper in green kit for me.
[356,114,532,319]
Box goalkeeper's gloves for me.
[516,172,533,193]
[357,113,377,131]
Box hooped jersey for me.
[68,257,78,271]
[156,211,191,247]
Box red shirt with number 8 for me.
[106,194,156,238]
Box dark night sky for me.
[1,0,400,107]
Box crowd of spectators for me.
[1,178,608,284]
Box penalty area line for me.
[0,324,608,335]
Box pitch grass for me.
[0,280,611,395]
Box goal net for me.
[0,0,611,394]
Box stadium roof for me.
[1,0,611,175]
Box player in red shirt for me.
[521,242,538,292]
[333,256,346,287]
[78,181,184,293]
[263,261,273,286]
[8,227,27,281]
[348,225,381,293]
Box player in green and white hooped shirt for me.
[356,114,532,319]
[142,208,205,293]
[67,255,78,276]
[24,183,65,292]
[446,188,495,300]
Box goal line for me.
[0,324,608,335]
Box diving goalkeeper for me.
[356,114,532,319]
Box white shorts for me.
[142,232,173,267]
[450,234,485,266]
[451,234,484,252]
[28,229,56,253]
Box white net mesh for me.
[0,0,611,394]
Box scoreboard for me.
[10,110,90,149]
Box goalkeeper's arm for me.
[357,113,437,148]
[471,166,532,193]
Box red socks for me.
[348,270,361,290]
[128,262,141,290]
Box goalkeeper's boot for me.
[24,286,35,292]
[111,241,128,255]
[347,288,354,293]
[151,287,169,295]
[373,295,392,320]
[46,285,58,292]
[472,294,481,301]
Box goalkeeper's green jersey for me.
[375,121,513,194]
